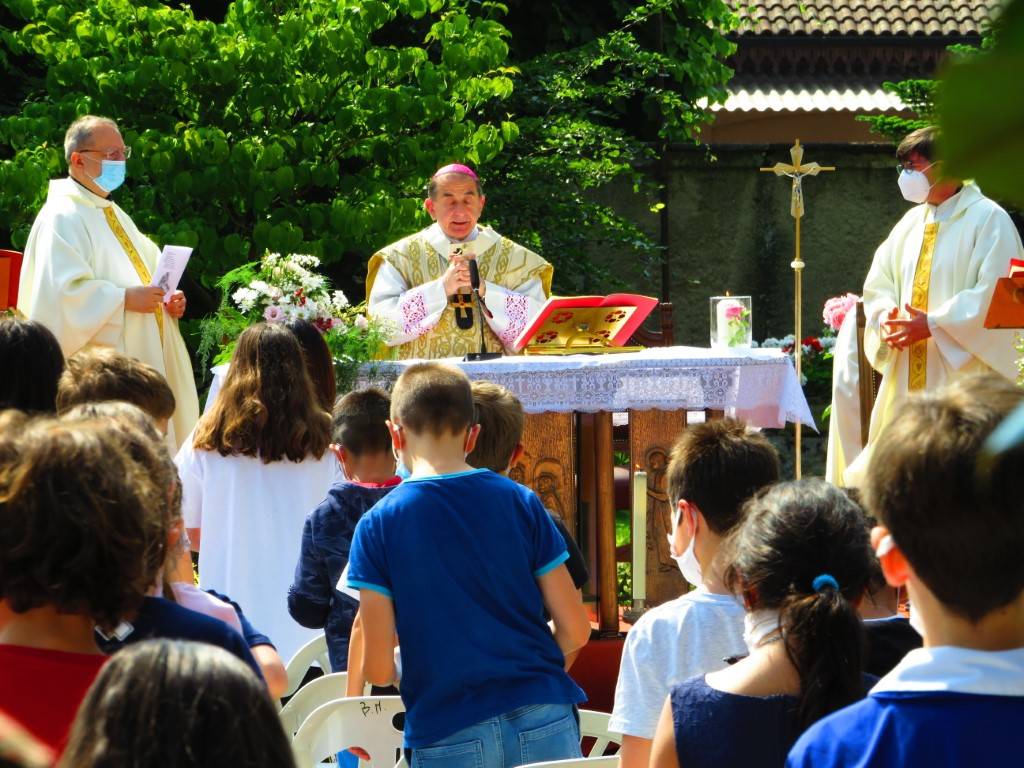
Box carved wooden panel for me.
[629,408,688,607]
[515,412,576,535]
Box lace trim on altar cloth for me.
[400,290,430,338]
[356,347,815,429]
[500,293,529,348]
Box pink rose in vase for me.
[724,302,745,320]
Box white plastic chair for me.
[282,632,332,699]
[578,710,620,757]
[520,758,618,768]
[291,695,406,768]
[279,672,352,735]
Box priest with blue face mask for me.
[17,115,199,449]
[835,125,1024,486]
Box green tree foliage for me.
[487,0,738,292]
[0,0,518,303]
[0,0,738,302]
[857,80,936,144]
[940,0,1024,208]
[858,41,989,144]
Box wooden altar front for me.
[360,346,814,634]
[517,408,702,633]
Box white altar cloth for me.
[360,346,815,429]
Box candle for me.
[715,299,733,348]
[632,469,647,602]
[710,295,752,349]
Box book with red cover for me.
[513,293,659,353]
[983,260,1024,329]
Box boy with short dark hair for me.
[611,418,781,768]
[288,387,399,673]
[788,374,1024,767]
[347,363,591,765]
[467,380,588,592]
[56,347,175,435]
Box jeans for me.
[410,703,581,768]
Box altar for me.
[360,345,814,632]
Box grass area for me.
[616,508,631,603]
[615,508,631,547]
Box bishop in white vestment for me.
[367,164,552,359]
[846,181,1023,482]
[17,117,199,448]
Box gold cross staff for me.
[760,140,835,479]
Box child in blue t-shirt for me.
[288,387,400,673]
[347,363,590,767]
[788,375,1024,768]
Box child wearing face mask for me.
[288,388,399,676]
[610,419,780,768]
[649,479,878,768]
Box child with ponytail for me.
[650,479,877,768]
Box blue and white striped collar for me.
[872,646,1024,697]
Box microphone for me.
[468,259,491,319]
[464,257,501,362]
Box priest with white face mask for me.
[366,164,552,359]
[842,126,1024,486]
[17,115,199,448]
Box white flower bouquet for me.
[198,251,392,392]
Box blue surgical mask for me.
[92,159,126,193]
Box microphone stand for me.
[464,259,502,362]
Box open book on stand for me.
[513,293,659,355]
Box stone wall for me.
[591,143,908,346]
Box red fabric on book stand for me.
[0,249,23,310]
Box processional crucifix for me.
[760,140,835,479]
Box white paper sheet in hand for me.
[151,245,193,300]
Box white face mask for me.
[743,608,782,653]
[898,165,935,204]
[667,505,702,587]
[391,425,411,478]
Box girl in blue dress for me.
[650,480,878,768]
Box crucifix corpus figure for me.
[760,140,834,479]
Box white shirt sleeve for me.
[608,616,674,739]
[368,260,449,346]
[482,276,548,350]
[175,440,205,529]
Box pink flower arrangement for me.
[263,305,284,323]
[723,302,745,320]
[822,293,860,333]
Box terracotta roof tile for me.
[737,0,1000,37]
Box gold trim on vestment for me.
[908,222,938,391]
[368,230,552,359]
[102,207,163,343]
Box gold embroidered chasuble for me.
[367,224,552,359]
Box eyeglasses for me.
[896,160,936,174]
[79,146,132,160]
